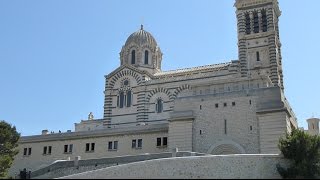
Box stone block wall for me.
[59,154,289,179]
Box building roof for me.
[125,25,158,47]
[19,123,169,143]
[154,62,232,77]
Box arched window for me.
[131,50,136,64]
[144,50,149,65]
[245,13,251,34]
[119,91,124,108]
[127,90,132,107]
[261,10,267,32]
[253,11,259,33]
[117,96,119,107]
[156,99,163,113]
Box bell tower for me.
[235,0,284,89]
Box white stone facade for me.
[9,124,168,176]
[10,0,301,177]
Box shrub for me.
[277,129,320,179]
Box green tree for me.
[277,129,320,179]
[0,120,20,179]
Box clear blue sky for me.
[0,0,319,136]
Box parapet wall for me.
[31,151,205,179]
[59,154,289,179]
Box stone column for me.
[237,10,246,35]
[258,9,263,33]
[266,7,279,87]
[103,78,112,128]
[249,11,254,34]
[136,78,147,123]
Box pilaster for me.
[136,75,148,123]
[103,78,112,128]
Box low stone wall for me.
[59,154,289,179]
[31,151,205,179]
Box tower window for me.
[127,90,132,107]
[131,50,136,64]
[253,11,259,33]
[118,90,131,108]
[156,99,163,113]
[245,13,251,34]
[117,96,119,107]
[119,91,124,108]
[256,51,260,61]
[262,10,267,32]
[144,50,149,64]
[215,104,219,108]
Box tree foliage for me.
[0,120,20,179]
[277,129,320,179]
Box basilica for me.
[10,0,303,177]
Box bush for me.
[277,129,320,179]
[0,120,20,179]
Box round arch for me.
[108,69,142,89]
[207,140,246,155]
[172,84,192,100]
[146,87,173,102]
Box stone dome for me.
[120,25,163,74]
[125,25,157,47]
